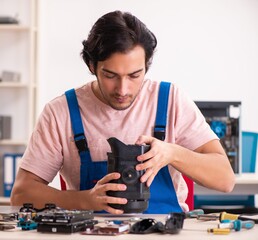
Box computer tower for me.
[195,101,241,173]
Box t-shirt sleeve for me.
[172,85,218,150]
[19,102,64,183]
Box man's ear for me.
[89,62,95,74]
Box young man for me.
[11,11,235,214]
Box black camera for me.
[107,137,151,213]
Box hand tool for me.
[185,209,204,218]
[197,214,219,221]
[207,228,230,235]
[218,219,255,231]
[220,212,258,223]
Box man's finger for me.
[97,172,120,185]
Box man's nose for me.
[116,78,128,96]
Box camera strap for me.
[154,82,171,141]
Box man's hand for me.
[87,172,128,214]
[11,169,128,215]
[135,135,173,187]
[135,135,235,193]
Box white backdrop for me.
[37,0,258,132]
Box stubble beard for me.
[97,80,144,111]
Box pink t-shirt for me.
[20,80,217,211]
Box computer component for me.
[195,101,241,173]
[35,208,96,233]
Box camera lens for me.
[122,167,139,184]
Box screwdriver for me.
[207,228,230,235]
[185,209,204,218]
[220,211,258,223]
[218,219,255,231]
[197,214,219,221]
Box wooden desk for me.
[195,173,258,195]
[0,209,257,240]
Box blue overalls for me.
[65,82,183,214]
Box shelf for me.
[0,0,37,200]
[0,139,27,146]
[0,82,28,88]
[0,24,30,31]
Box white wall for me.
[37,0,258,132]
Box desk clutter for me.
[0,203,95,233]
[0,204,256,236]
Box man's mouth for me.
[114,96,128,103]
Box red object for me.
[60,174,66,190]
[183,175,194,210]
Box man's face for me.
[93,45,146,110]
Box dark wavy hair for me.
[81,11,157,74]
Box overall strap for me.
[147,81,182,213]
[154,81,171,140]
[65,89,90,190]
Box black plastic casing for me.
[107,137,150,213]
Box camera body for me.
[107,137,150,213]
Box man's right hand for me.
[11,169,128,214]
[86,172,128,214]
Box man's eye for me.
[130,75,140,79]
[104,73,116,79]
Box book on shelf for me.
[3,153,23,197]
